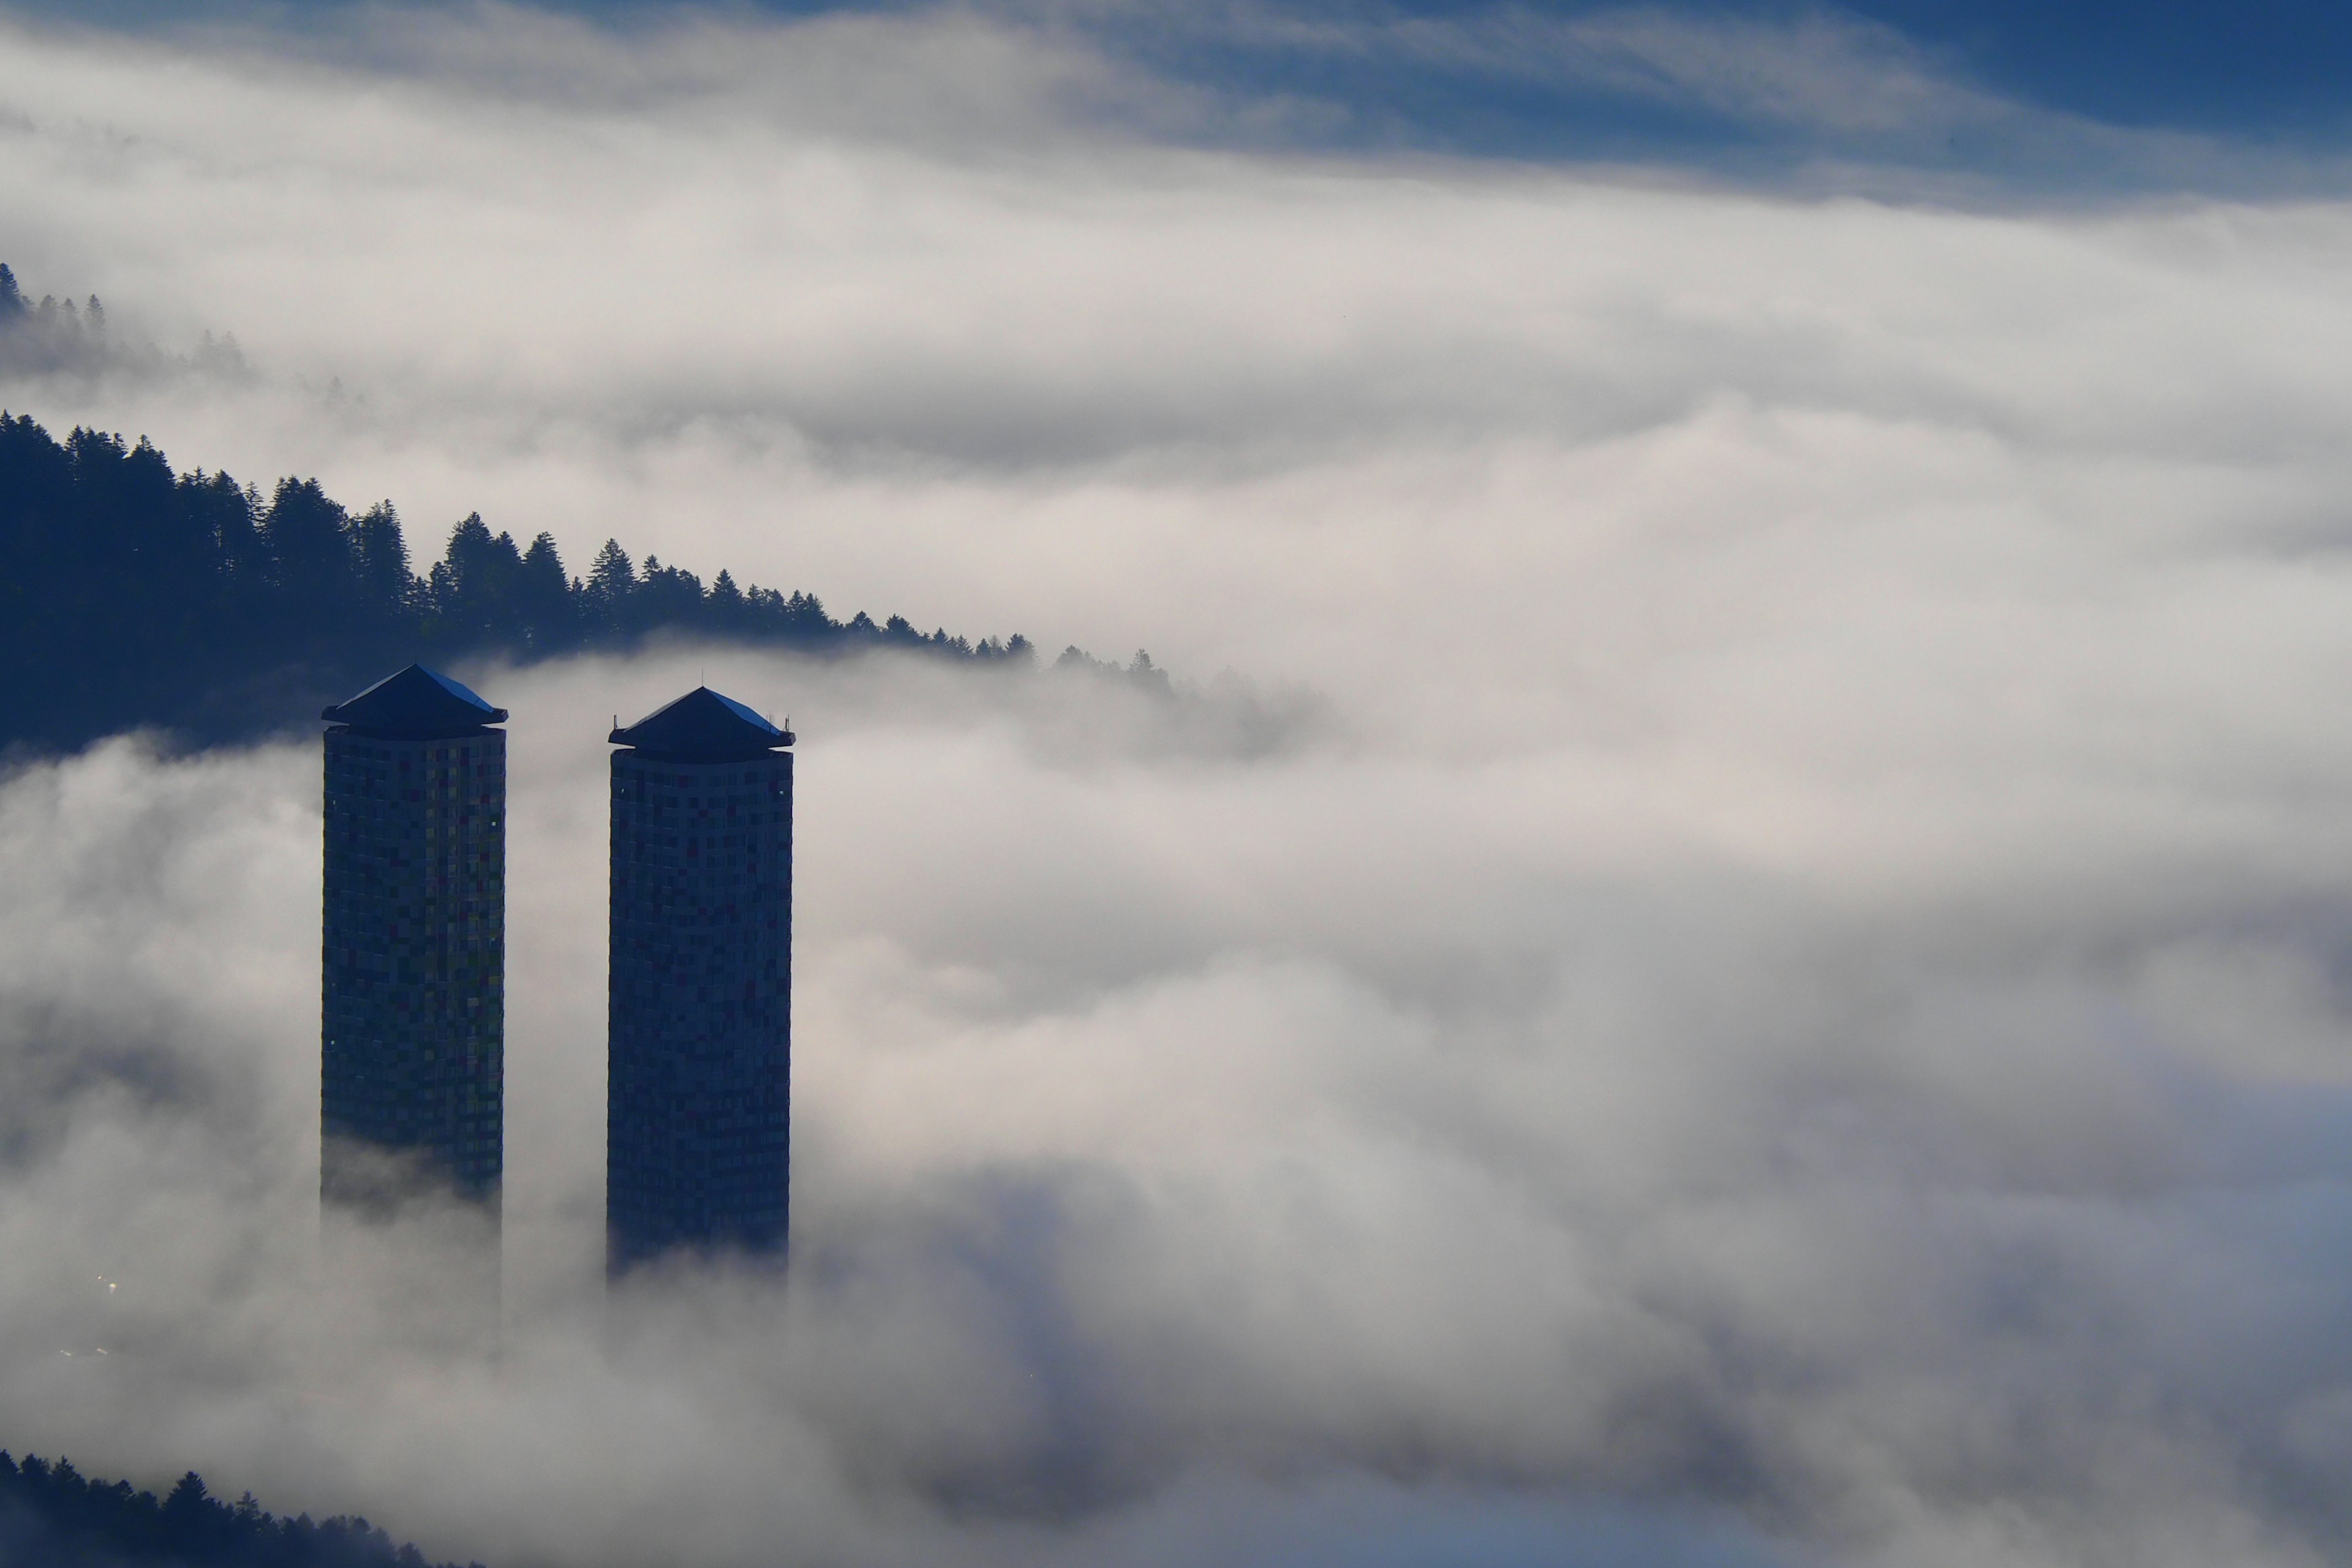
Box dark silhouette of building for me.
[606,687,794,1272]
[320,665,507,1214]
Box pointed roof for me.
[322,664,507,736]
[609,686,791,759]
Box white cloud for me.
[4,6,2352,1565]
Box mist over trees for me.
[0,263,110,377]
[0,263,247,383]
[0,1452,480,1568]
[0,408,1052,750]
[0,262,1199,752]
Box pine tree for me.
[351,502,415,619]
[518,531,575,650]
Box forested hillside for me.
[0,1452,480,1568]
[0,402,1031,751]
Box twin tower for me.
[318,664,793,1273]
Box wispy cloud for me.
[1407,6,1978,133]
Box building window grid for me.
[322,725,507,1205]
[608,750,792,1266]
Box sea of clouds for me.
[7,4,2352,1566]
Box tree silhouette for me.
[0,408,1042,752]
[0,1450,482,1568]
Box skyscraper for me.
[606,687,794,1272]
[320,664,507,1215]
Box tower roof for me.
[322,664,507,736]
[609,686,792,759]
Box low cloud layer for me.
[6,616,2352,1567]
[6,4,2352,1566]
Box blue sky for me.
[20,0,2352,172]
[1848,0,2351,133]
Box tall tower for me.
[320,665,507,1215]
[606,687,793,1272]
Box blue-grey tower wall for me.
[320,669,507,1212]
[607,731,793,1270]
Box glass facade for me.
[321,725,506,1211]
[607,746,793,1271]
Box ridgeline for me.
[0,404,1033,752]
